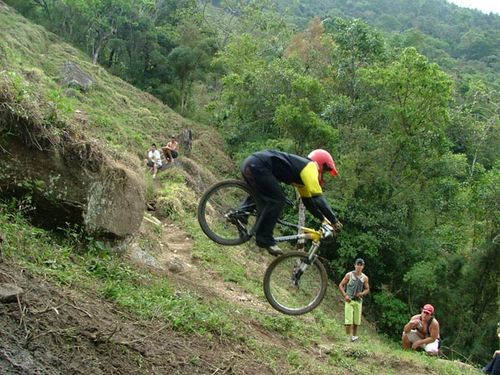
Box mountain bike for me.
[197,179,335,315]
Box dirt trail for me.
[156,221,271,313]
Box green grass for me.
[0,204,236,337]
[0,5,225,176]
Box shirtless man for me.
[162,135,179,164]
[402,304,441,355]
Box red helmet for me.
[308,149,338,184]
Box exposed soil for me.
[0,260,277,375]
[0,216,298,375]
[156,222,271,312]
[0,219,477,375]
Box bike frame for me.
[233,185,323,256]
[273,219,323,264]
[274,219,321,243]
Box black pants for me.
[241,155,285,247]
[483,354,500,375]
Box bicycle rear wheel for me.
[197,179,261,246]
[263,251,328,315]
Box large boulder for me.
[0,58,145,241]
[0,132,145,240]
[84,163,145,238]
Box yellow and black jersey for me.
[251,150,322,198]
[247,151,338,224]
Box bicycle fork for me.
[292,241,320,286]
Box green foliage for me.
[47,88,76,116]
[403,259,448,296]
[326,17,386,99]
[214,41,341,155]
[373,291,408,337]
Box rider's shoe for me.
[350,336,359,342]
[266,245,283,257]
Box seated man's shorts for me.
[405,330,440,353]
[344,300,362,326]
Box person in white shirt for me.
[145,143,162,178]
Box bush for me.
[373,291,408,338]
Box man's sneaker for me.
[351,336,359,342]
[266,245,283,257]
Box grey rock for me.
[61,62,93,92]
[128,245,164,271]
[0,283,24,303]
[0,137,145,241]
[167,258,184,273]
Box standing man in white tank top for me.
[339,258,370,342]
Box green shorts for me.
[345,300,362,326]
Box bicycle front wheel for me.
[197,179,261,246]
[263,251,328,315]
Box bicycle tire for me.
[197,179,261,246]
[263,251,328,315]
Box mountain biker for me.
[241,149,342,256]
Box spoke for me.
[266,255,324,313]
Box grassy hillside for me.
[0,2,233,180]
[0,4,483,374]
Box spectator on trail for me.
[482,323,500,374]
[241,149,342,256]
[162,135,179,164]
[145,143,162,179]
[402,303,441,355]
[339,258,370,342]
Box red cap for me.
[422,304,435,314]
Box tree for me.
[330,47,456,334]
[284,17,335,79]
[63,0,133,64]
[325,17,385,102]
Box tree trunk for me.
[107,49,115,67]
[92,45,101,65]
[33,0,51,19]
[179,129,193,156]
[92,28,116,65]
[296,193,306,250]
